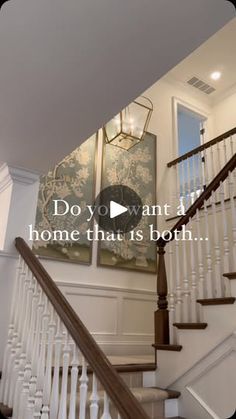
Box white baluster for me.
[13,274,35,419]
[175,163,181,213]
[101,392,112,419]
[175,240,182,323]
[196,209,205,300]
[198,151,204,196]
[3,261,24,405]
[68,342,79,419]
[182,229,190,322]
[203,200,214,298]
[50,317,63,419]
[188,157,194,206]
[0,257,22,402]
[169,166,176,218]
[223,139,229,199]
[216,141,222,201]
[8,263,29,408]
[41,306,56,419]
[230,135,235,158]
[210,144,216,183]
[90,374,100,419]
[58,330,71,419]
[186,158,192,209]
[34,296,50,419]
[181,160,187,211]
[194,153,202,198]
[25,376,37,419]
[26,292,45,419]
[229,169,236,270]
[18,363,32,419]
[219,179,230,296]
[211,190,223,297]
[79,356,89,419]
[189,218,198,322]
[203,146,209,189]
[24,283,41,419]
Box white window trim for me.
[171,96,210,161]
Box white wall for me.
[212,88,236,135]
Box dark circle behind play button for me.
[94,185,143,234]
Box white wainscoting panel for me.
[57,281,156,355]
[122,297,156,336]
[66,291,118,335]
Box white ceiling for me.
[167,17,236,103]
[0,0,234,173]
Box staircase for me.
[152,130,236,418]
[0,128,235,418]
[0,354,182,418]
[0,238,183,419]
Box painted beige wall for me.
[212,89,236,135]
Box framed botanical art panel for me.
[33,133,98,264]
[98,132,157,273]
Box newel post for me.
[154,245,170,345]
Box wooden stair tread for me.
[152,344,183,351]
[57,362,156,376]
[112,362,156,373]
[70,387,181,409]
[197,297,236,305]
[223,272,236,279]
[173,322,207,329]
[107,355,156,372]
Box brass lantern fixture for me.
[103,96,153,151]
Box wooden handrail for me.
[15,237,149,419]
[154,152,236,345]
[167,127,236,167]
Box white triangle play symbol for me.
[110,201,128,219]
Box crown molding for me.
[0,163,39,193]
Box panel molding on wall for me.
[176,333,236,419]
[57,280,156,355]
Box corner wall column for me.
[0,163,40,366]
[0,163,40,253]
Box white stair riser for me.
[156,280,236,387]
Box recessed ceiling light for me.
[210,71,222,81]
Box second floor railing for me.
[167,127,236,218]
[155,151,236,346]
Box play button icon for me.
[94,185,143,234]
[110,201,128,219]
